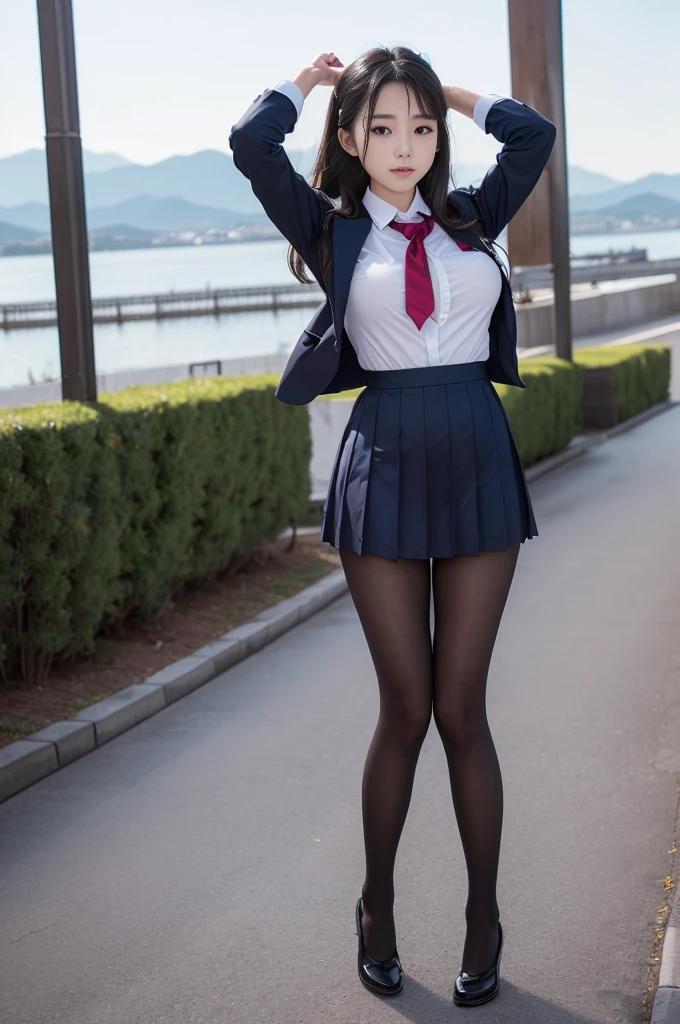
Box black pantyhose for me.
[339,543,520,976]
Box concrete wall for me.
[516,275,680,349]
[308,397,357,502]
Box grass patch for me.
[0,717,38,739]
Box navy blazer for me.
[229,88,556,406]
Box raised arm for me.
[228,54,345,283]
[444,86,557,240]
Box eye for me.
[371,125,434,135]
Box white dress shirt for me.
[271,79,505,371]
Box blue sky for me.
[0,0,675,181]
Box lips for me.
[391,168,414,175]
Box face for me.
[337,80,439,209]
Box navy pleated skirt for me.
[320,361,538,560]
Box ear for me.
[337,127,358,158]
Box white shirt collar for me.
[361,183,431,230]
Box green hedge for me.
[494,356,583,467]
[0,374,311,685]
[573,342,671,420]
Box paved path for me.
[1,352,679,1024]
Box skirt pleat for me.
[397,386,429,558]
[447,382,481,553]
[321,361,538,560]
[423,384,453,555]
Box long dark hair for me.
[287,45,478,285]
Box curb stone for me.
[0,396,677,806]
[652,893,680,1024]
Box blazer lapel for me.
[331,211,373,344]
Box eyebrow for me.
[370,113,437,121]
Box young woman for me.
[229,45,556,1006]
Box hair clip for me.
[417,51,432,65]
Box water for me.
[568,229,680,260]
[0,241,313,388]
[1,230,679,389]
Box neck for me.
[368,180,416,213]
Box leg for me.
[340,548,433,962]
[431,543,520,975]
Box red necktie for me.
[388,214,436,330]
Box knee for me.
[432,691,488,748]
[379,697,432,748]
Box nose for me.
[394,130,412,159]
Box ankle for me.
[361,888,395,918]
[465,902,500,926]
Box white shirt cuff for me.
[271,79,305,120]
[472,93,507,132]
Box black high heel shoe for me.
[355,897,404,995]
[453,920,504,1006]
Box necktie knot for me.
[388,213,435,241]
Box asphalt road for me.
[1,339,679,1024]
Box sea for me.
[1,228,679,390]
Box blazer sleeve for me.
[228,87,335,281]
[453,95,557,240]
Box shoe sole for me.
[359,969,404,996]
[453,979,500,1006]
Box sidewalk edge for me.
[651,865,680,1022]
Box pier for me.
[0,282,326,330]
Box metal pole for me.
[36,0,97,401]
[507,0,572,362]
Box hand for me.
[309,51,345,87]
[442,85,482,119]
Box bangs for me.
[405,80,440,121]
[363,72,442,125]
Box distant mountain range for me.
[569,174,680,212]
[0,220,41,243]
[0,148,260,212]
[0,196,263,235]
[569,191,680,235]
[594,192,680,220]
[0,147,678,248]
